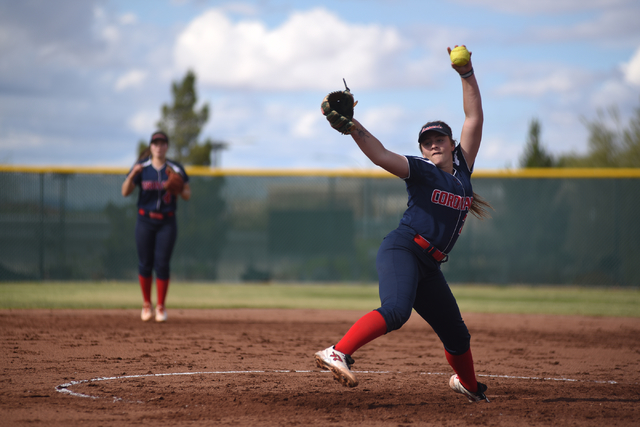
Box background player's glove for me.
[164,166,184,196]
[321,79,357,135]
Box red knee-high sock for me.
[139,275,152,305]
[334,310,387,356]
[156,278,169,307]
[445,348,478,392]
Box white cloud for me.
[115,69,148,91]
[623,46,640,86]
[359,105,408,133]
[128,109,158,134]
[453,0,632,15]
[476,135,522,169]
[526,8,640,45]
[100,25,121,44]
[291,111,322,139]
[0,130,45,150]
[174,7,411,90]
[119,13,137,25]
[589,79,637,110]
[218,2,259,16]
[495,69,588,98]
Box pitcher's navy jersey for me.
[128,157,189,213]
[400,144,473,254]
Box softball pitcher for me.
[315,46,492,403]
[121,131,191,322]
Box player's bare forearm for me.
[459,73,483,169]
[121,175,136,197]
[351,119,409,179]
[122,164,142,197]
[462,74,483,122]
[180,183,191,201]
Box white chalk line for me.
[55,370,620,402]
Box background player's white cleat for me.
[141,303,153,322]
[449,374,490,402]
[314,346,358,387]
[155,305,167,322]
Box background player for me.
[121,131,191,322]
[315,46,492,402]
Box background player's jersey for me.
[128,158,189,213]
[400,144,473,254]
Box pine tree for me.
[154,70,226,166]
[519,118,555,167]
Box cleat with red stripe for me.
[314,346,358,387]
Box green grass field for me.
[1,282,638,317]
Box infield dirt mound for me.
[1,309,639,426]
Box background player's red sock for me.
[334,310,387,356]
[139,275,152,305]
[445,348,478,392]
[156,278,169,307]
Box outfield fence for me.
[1,166,639,286]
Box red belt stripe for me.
[138,209,174,220]
[413,234,447,262]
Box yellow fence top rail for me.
[473,168,640,178]
[1,165,639,178]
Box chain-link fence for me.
[1,167,638,286]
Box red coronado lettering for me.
[141,181,164,191]
[444,193,453,208]
[463,197,472,210]
[431,189,473,212]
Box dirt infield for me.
[1,309,639,426]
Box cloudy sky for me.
[1,0,639,170]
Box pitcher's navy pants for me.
[135,215,177,280]
[375,224,470,355]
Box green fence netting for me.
[1,168,638,286]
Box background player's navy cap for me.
[150,131,169,144]
[418,121,452,142]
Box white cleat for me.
[141,304,153,322]
[155,305,167,322]
[314,346,358,387]
[449,374,490,402]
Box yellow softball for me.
[450,45,470,67]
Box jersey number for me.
[458,213,468,235]
[162,191,172,205]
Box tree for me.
[518,98,640,168]
[557,100,640,167]
[519,118,555,167]
[139,70,226,166]
[557,107,621,167]
[619,102,640,167]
